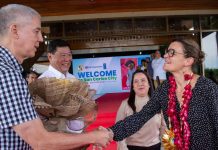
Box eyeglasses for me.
[165,48,184,57]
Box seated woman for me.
[116,70,166,150]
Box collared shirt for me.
[151,57,166,80]
[0,46,38,149]
[39,65,75,79]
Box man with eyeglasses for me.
[151,50,166,88]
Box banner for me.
[72,55,150,94]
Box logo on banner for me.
[103,63,107,69]
[78,65,84,71]
[78,64,107,72]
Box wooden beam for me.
[0,0,218,17]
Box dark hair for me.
[26,70,39,78]
[48,39,71,54]
[141,59,146,63]
[171,38,205,71]
[125,60,135,67]
[127,70,154,113]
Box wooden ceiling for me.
[0,0,218,17]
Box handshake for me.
[91,126,114,150]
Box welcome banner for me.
[72,55,150,94]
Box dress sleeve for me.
[110,89,162,141]
[115,100,127,123]
[160,111,167,137]
[115,100,129,150]
[207,82,218,147]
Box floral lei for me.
[167,74,193,150]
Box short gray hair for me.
[0,4,40,35]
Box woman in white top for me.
[116,70,166,150]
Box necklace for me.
[162,74,193,150]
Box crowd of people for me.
[0,3,217,150]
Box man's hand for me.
[98,126,114,141]
[90,128,112,149]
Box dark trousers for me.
[127,142,161,150]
